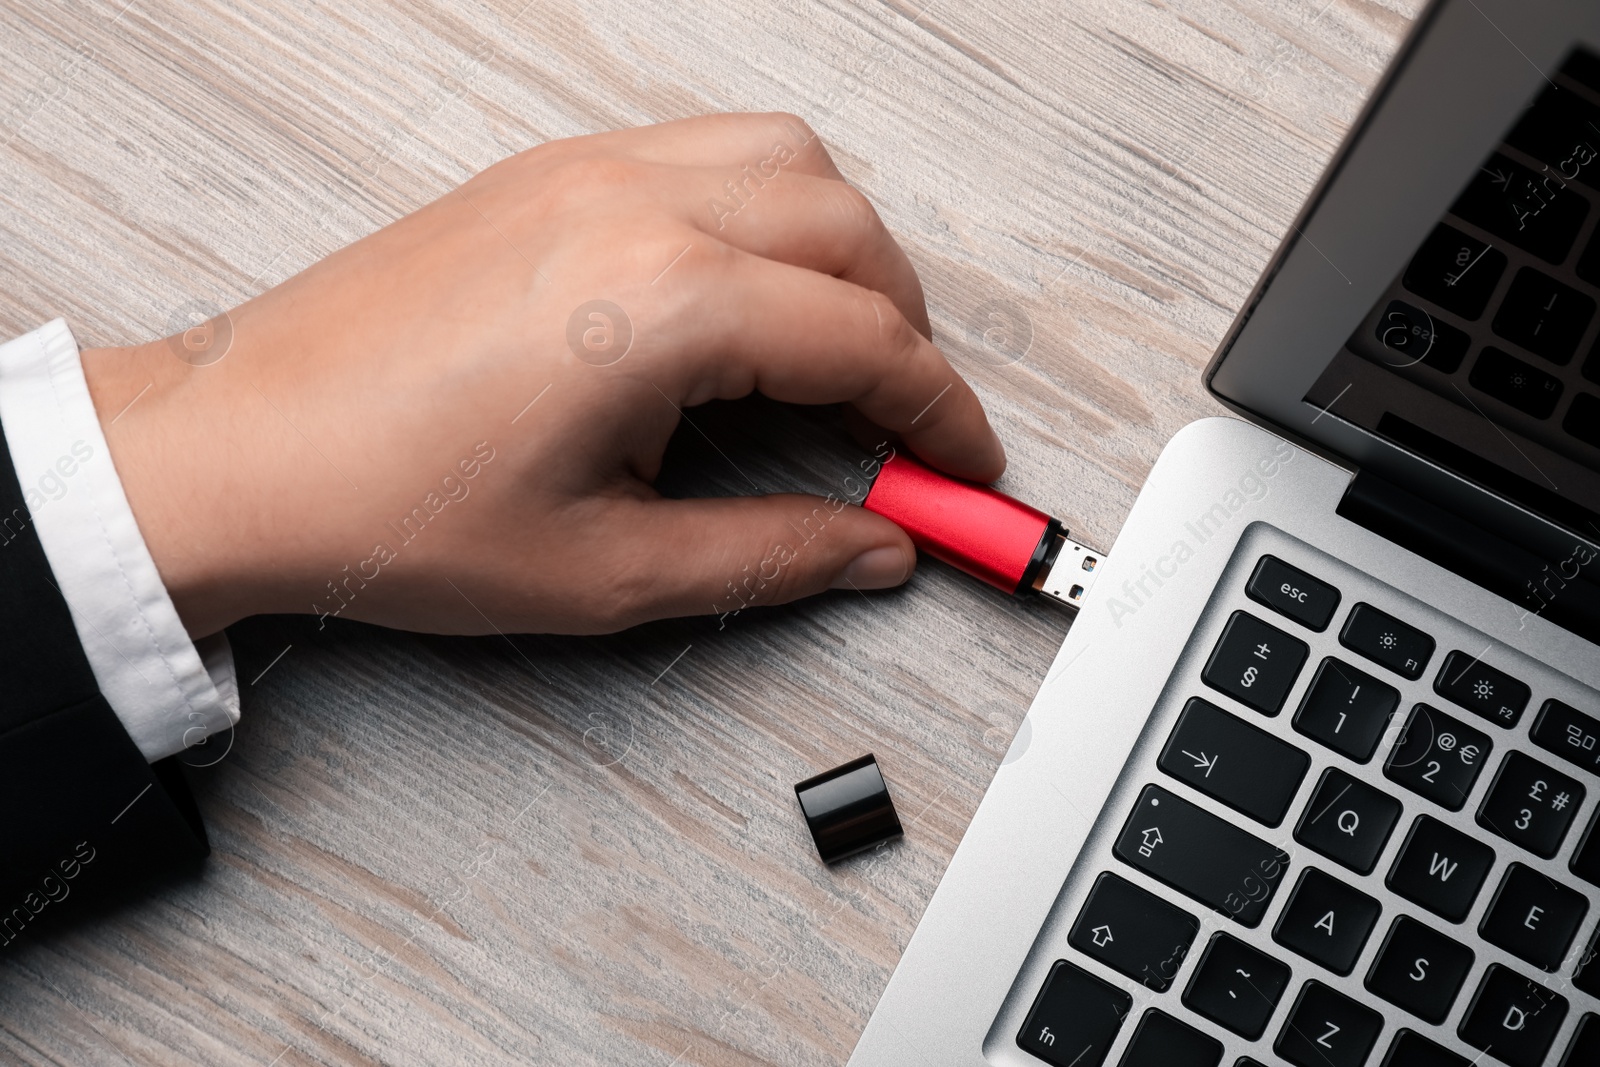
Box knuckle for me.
[554,154,640,193]
[588,553,652,631]
[829,183,882,235]
[511,154,647,219]
[762,111,817,141]
[477,139,567,183]
[863,289,918,361]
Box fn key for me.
[1017,960,1132,1067]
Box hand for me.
[80,113,1005,638]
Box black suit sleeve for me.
[0,417,207,938]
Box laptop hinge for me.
[1337,469,1600,646]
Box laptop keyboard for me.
[1005,532,1600,1067]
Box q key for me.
[1295,768,1403,874]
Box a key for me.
[1384,704,1492,811]
[1470,347,1564,419]
[1559,1014,1600,1067]
[1293,658,1400,763]
[1505,83,1600,191]
[1401,223,1507,319]
[1479,863,1589,971]
[1372,300,1470,373]
[1016,960,1132,1067]
[1118,1009,1221,1067]
[1451,151,1590,264]
[1158,698,1310,826]
[1067,872,1200,993]
[1272,868,1381,976]
[1201,611,1309,716]
[1364,916,1474,1023]
[1477,751,1585,858]
[1341,603,1434,680]
[1274,981,1385,1067]
[1181,933,1292,1040]
[1492,267,1595,366]
[1459,964,1569,1067]
[1245,556,1341,631]
[1434,650,1532,727]
[1294,768,1403,874]
[1379,1030,1471,1067]
[1530,698,1600,775]
[1112,786,1290,928]
[1386,815,1496,922]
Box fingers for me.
[599,494,915,627]
[578,112,845,180]
[663,246,1005,482]
[683,169,930,337]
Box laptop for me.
[848,0,1600,1064]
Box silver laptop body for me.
[850,0,1600,1064]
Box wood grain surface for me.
[0,0,1418,1062]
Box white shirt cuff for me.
[0,320,239,762]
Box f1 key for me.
[1341,603,1434,680]
[1114,785,1290,927]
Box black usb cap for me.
[794,753,903,863]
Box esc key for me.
[1247,556,1342,632]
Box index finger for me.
[661,243,1006,483]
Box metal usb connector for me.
[1030,531,1104,608]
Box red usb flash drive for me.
[863,453,1104,607]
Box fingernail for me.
[830,546,910,590]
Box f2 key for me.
[1435,651,1530,728]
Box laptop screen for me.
[1207,0,1600,596]
[1304,46,1600,542]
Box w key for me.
[1159,698,1310,826]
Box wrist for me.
[80,339,254,636]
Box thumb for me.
[610,493,916,625]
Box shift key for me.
[1114,785,1291,927]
